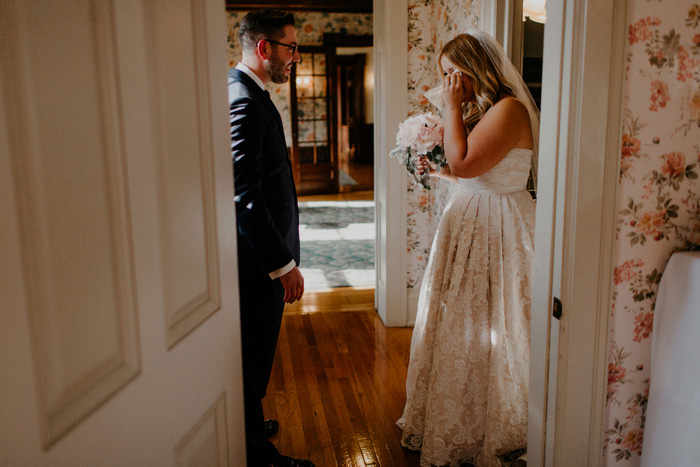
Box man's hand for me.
[279,266,304,303]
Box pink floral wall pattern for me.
[405,0,479,289]
[605,2,700,465]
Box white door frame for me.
[373,0,409,327]
[479,0,524,71]
[528,0,628,465]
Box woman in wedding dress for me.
[397,31,540,467]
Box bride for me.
[397,30,539,467]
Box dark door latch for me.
[553,297,563,320]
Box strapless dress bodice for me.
[457,147,532,194]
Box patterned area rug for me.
[298,200,375,289]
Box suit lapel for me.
[231,69,286,141]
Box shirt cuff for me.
[269,259,296,280]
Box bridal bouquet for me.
[389,112,447,190]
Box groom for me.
[228,9,312,467]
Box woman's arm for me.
[442,73,532,179]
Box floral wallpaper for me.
[226,12,373,145]
[604,2,700,465]
[405,0,480,289]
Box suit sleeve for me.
[230,97,295,275]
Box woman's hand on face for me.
[442,70,464,110]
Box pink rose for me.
[633,312,654,342]
[649,79,670,111]
[628,16,660,45]
[661,152,686,177]
[621,429,644,454]
[637,209,666,237]
[621,133,641,158]
[396,113,444,155]
[676,46,699,82]
[613,259,642,284]
[608,363,626,385]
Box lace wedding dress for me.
[397,147,535,467]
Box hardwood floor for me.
[271,179,419,466]
[285,286,375,314]
[264,304,421,467]
[298,189,374,203]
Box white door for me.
[528,0,628,465]
[0,1,245,465]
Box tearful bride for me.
[397,30,540,467]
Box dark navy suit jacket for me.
[228,68,300,276]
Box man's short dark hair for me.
[239,9,296,53]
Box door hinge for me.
[552,297,563,320]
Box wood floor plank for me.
[285,287,375,314]
[263,306,421,467]
[274,320,301,457]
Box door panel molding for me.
[0,0,141,448]
[144,0,222,348]
[175,393,228,466]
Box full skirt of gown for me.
[397,148,536,467]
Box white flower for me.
[395,113,445,156]
[389,113,447,190]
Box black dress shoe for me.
[274,455,315,467]
[264,419,279,438]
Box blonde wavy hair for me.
[438,33,516,132]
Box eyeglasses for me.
[264,38,300,56]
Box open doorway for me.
[335,45,374,193]
[225,7,376,295]
[288,35,374,196]
[290,33,376,296]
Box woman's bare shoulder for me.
[484,96,533,148]
[492,95,529,116]
[480,96,529,128]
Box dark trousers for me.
[238,258,285,466]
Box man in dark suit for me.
[229,10,313,467]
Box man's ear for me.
[256,40,269,61]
